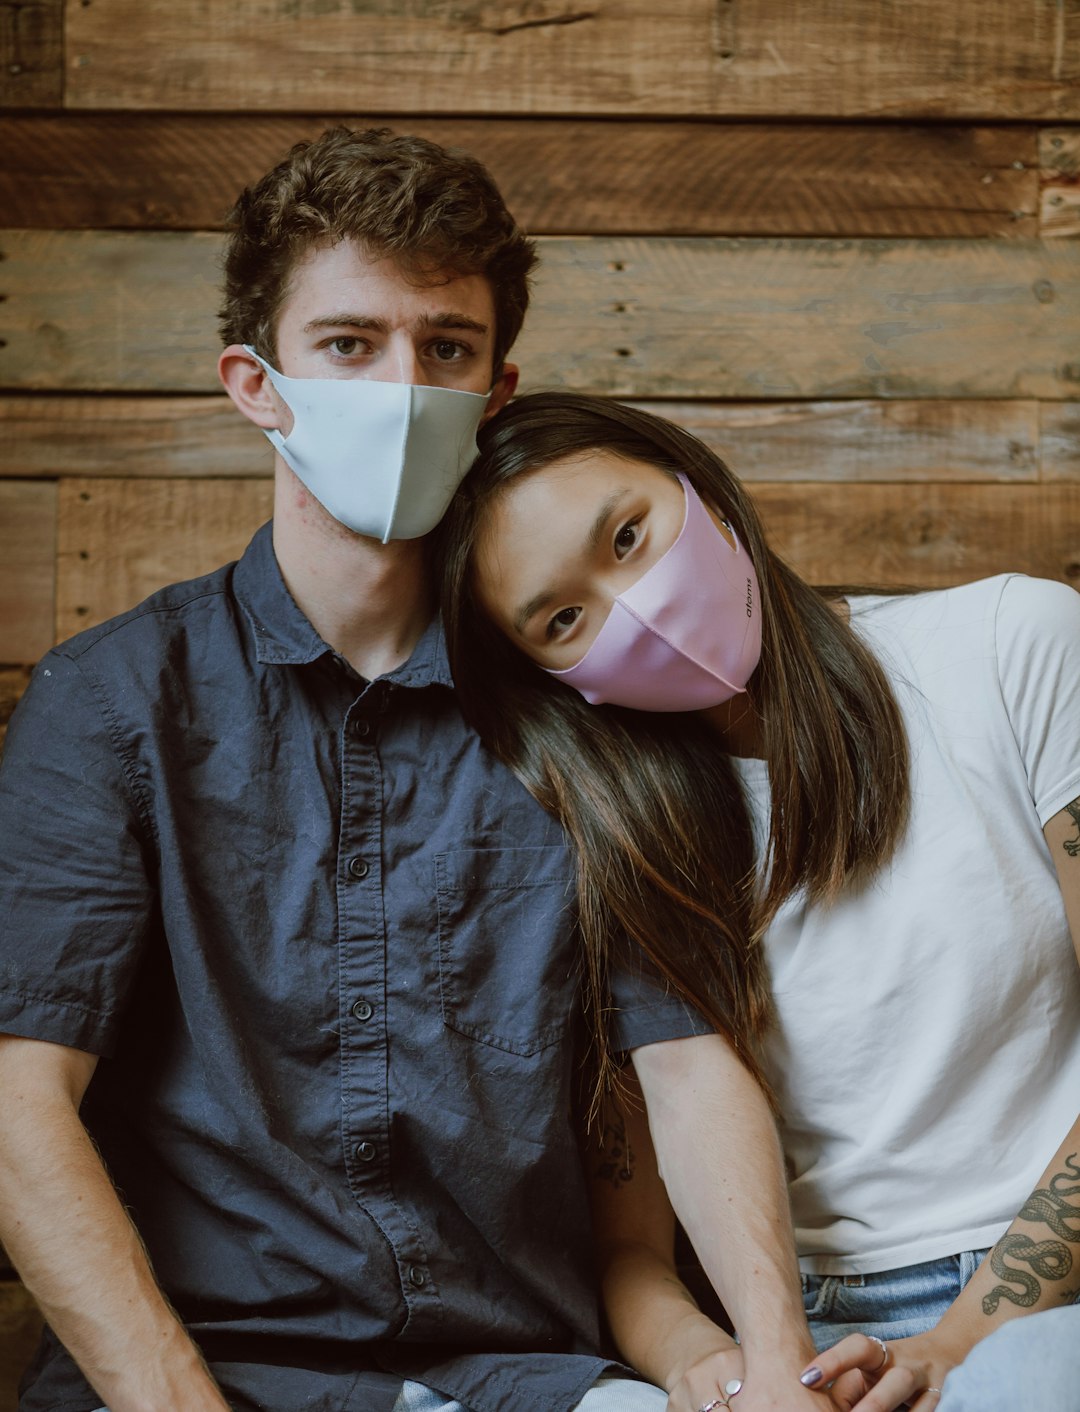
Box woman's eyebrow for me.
[512,489,631,634]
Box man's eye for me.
[547,606,581,639]
[614,522,640,557]
[431,339,467,362]
[330,337,361,356]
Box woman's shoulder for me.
[849,573,1079,639]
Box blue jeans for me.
[802,1248,990,1350]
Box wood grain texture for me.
[0,395,272,477]
[1,394,1044,484]
[753,482,1080,589]
[63,0,1080,119]
[57,478,272,641]
[0,1281,41,1412]
[0,669,33,750]
[0,481,55,664]
[4,232,1079,400]
[0,114,1039,239]
[1041,404,1080,481]
[0,0,62,107]
[1040,127,1080,238]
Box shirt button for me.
[347,856,369,880]
[408,1265,427,1289]
[351,717,371,739]
[351,998,374,1022]
[355,1141,376,1163]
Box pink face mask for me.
[545,474,762,712]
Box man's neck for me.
[272,476,435,681]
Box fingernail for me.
[800,1367,823,1387]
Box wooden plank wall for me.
[0,2,1077,1401]
[2,2,1080,695]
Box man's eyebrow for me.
[302,314,390,335]
[301,313,490,336]
[417,312,489,335]
[512,489,630,635]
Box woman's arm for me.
[800,794,1080,1411]
[592,1031,833,1411]
[588,1071,743,1408]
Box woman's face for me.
[474,448,733,670]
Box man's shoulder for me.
[54,558,243,669]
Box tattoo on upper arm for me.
[594,1112,635,1187]
[1063,801,1080,858]
[982,1153,1080,1315]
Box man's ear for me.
[218,345,283,430]
[482,362,519,423]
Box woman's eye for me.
[614,521,640,557]
[546,606,581,639]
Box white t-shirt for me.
[735,575,1080,1275]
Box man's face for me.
[272,239,506,412]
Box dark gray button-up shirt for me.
[0,524,709,1412]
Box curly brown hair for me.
[219,126,538,372]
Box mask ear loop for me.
[243,345,291,458]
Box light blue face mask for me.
[245,347,490,542]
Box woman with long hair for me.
[436,391,1080,1412]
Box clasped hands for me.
[667,1330,961,1412]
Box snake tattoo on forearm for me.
[982,1154,1080,1314]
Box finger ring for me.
[868,1334,889,1370]
[698,1381,743,1412]
[697,1379,743,1412]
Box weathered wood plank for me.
[0,0,62,107]
[0,114,1039,239]
[754,483,1080,590]
[3,233,1079,400]
[1040,404,1080,481]
[0,394,1043,485]
[0,395,272,478]
[0,669,33,752]
[0,481,54,664]
[56,478,272,641]
[52,478,1080,640]
[0,1280,41,1412]
[1040,128,1080,238]
[63,0,1080,119]
[630,400,1042,484]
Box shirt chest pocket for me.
[436,846,579,1057]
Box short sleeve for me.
[0,650,155,1053]
[607,948,715,1054]
[995,575,1080,825]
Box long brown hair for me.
[437,392,910,1112]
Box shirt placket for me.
[337,679,439,1330]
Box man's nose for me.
[384,338,424,386]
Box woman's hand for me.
[664,1343,745,1412]
[798,1330,965,1411]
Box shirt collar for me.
[233,521,453,690]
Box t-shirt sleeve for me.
[606,946,716,1054]
[0,650,155,1053]
[995,574,1080,825]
